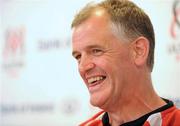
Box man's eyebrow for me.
[88,45,102,48]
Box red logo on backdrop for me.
[3,27,25,57]
[170,0,180,39]
[169,0,180,61]
[2,26,26,78]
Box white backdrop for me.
[0,0,180,125]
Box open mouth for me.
[87,76,106,86]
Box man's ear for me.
[131,37,149,67]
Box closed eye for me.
[92,48,103,56]
[72,52,81,62]
[74,54,81,61]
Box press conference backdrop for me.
[0,0,180,125]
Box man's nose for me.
[78,56,95,73]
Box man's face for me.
[72,12,134,109]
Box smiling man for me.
[71,0,180,126]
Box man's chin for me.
[90,96,104,108]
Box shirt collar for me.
[102,98,174,126]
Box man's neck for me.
[107,89,166,126]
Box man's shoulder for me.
[161,106,180,125]
[162,106,180,117]
[144,106,180,126]
[79,111,105,126]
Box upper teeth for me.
[87,76,104,84]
